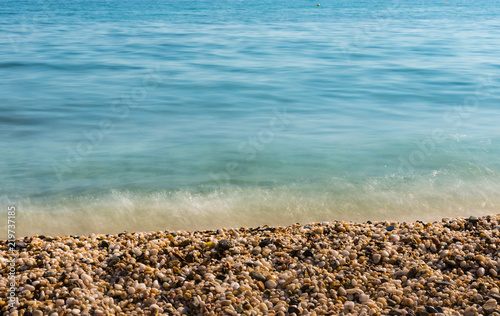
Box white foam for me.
[2,170,499,237]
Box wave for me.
[2,170,499,237]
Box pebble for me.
[81,273,92,282]
[477,267,485,277]
[2,215,499,315]
[250,270,266,282]
[425,305,438,313]
[218,239,234,251]
[359,294,369,303]
[483,299,498,312]
[389,309,403,316]
[345,301,355,310]
[464,306,477,316]
[265,279,277,289]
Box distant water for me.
[1,0,500,236]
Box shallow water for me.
[1,0,500,236]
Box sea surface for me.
[1,0,500,236]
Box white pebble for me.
[344,301,355,310]
[477,267,485,277]
[265,280,277,289]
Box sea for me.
[1,0,499,236]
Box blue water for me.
[1,0,500,236]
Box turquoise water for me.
[1,0,500,236]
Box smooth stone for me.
[389,309,403,316]
[386,225,396,231]
[490,294,500,302]
[81,273,92,282]
[252,246,262,255]
[218,239,234,251]
[435,281,450,286]
[288,306,300,314]
[265,279,277,289]
[359,294,369,303]
[250,270,266,282]
[468,216,479,224]
[477,267,485,277]
[483,299,498,312]
[464,306,476,316]
[425,306,438,313]
[344,301,354,310]
[256,281,265,291]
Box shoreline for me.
[1,214,500,315]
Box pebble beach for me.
[2,214,500,316]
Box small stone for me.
[389,309,403,316]
[444,259,456,267]
[402,297,414,306]
[145,297,157,306]
[218,239,234,251]
[288,306,300,314]
[390,234,400,242]
[338,287,347,296]
[344,301,354,310]
[359,294,369,303]
[407,266,418,278]
[252,246,262,255]
[258,302,268,311]
[24,285,35,291]
[256,281,265,291]
[303,249,314,257]
[425,306,438,313]
[415,306,429,316]
[483,299,498,312]
[373,253,381,264]
[386,225,396,231]
[265,279,277,289]
[108,257,120,266]
[464,306,476,316]
[259,238,272,247]
[477,267,485,277]
[387,298,397,306]
[490,294,500,302]
[81,273,92,283]
[468,216,479,224]
[435,281,450,286]
[250,270,266,282]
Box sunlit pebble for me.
[477,267,485,277]
[3,215,500,314]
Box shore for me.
[1,215,500,315]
